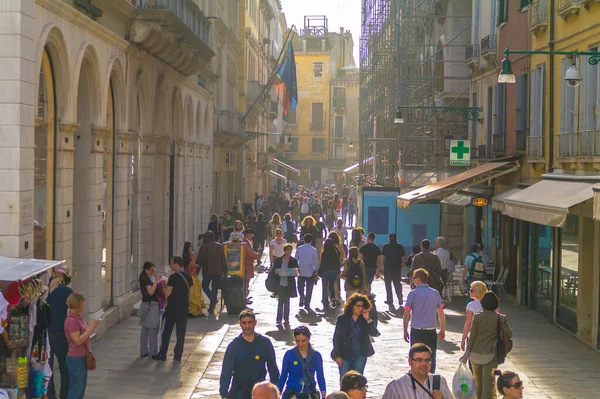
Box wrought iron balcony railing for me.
[557,130,600,158]
[526,136,545,159]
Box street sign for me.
[449,140,471,166]
[472,197,489,207]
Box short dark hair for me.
[343,292,371,316]
[413,268,429,283]
[421,239,431,250]
[293,325,312,338]
[303,233,313,244]
[171,256,184,269]
[204,230,215,242]
[340,371,367,393]
[239,309,256,321]
[367,232,376,240]
[408,343,432,359]
[389,233,397,241]
[471,243,481,253]
[143,261,155,272]
[283,243,293,252]
[480,291,500,311]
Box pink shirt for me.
[64,312,90,357]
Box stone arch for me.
[152,76,169,136]
[171,87,184,140]
[105,56,127,131]
[184,95,194,143]
[132,69,151,135]
[36,25,71,120]
[72,43,102,126]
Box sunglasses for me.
[508,381,523,389]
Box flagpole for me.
[242,26,297,122]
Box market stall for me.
[0,257,66,399]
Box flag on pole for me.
[274,43,298,116]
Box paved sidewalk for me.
[85,262,600,399]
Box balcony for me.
[528,0,548,33]
[557,0,582,19]
[493,133,506,155]
[557,130,600,158]
[333,96,346,110]
[465,44,480,68]
[480,36,497,60]
[213,110,247,148]
[129,0,215,76]
[526,136,545,159]
[516,129,528,153]
[247,81,267,104]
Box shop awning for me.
[594,184,600,221]
[273,158,300,174]
[0,257,65,282]
[267,169,287,183]
[441,192,473,207]
[503,180,594,227]
[491,187,522,211]
[396,161,519,209]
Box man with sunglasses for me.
[382,344,454,399]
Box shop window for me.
[558,214,579,331]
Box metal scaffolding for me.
[359,0,473,187]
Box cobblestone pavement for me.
[85,254,600,398]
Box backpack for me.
[348,260,364,289]
[469,254,486,281]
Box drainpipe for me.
[548,0,555,172]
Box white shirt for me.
[301,202,310,213]
[434,247,451,270]
[383,373,455,399]
[295,243,319,277]
[332,226,348,242]
[466,299,483,314]
[270,239,287,257]
[229,231,244,242]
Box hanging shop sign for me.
[471,197,489,207]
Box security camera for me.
[564,64,582,87]
[565,78,582,88]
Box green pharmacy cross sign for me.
[450,140,471,166]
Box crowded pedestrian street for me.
[80,250,600,399]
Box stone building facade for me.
[1,0,214,337]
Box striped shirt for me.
[382,373,455,399]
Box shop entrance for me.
[522,223,553,319]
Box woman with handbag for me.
[460,291,513,399]
[183,241,206,317]
[64,293,101,399]
[278,326,326,399]
[332,293,379,378]
[272,244,299,325]
[138,261,162,358]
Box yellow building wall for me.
[530,2,600,175]
[294,53,331,160]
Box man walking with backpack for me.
[463,243,486,299]
[381,233,406,309]
[412,239,444,295]
[342,247,367,299]
[382,343,454,398]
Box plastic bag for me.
[452,362,477,399]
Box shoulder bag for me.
[176,270,190,291]
[79,324,96,371]
[496,315,513,364]
[330,317,358,361]
[292,347,320,399]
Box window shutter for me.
[311,103,324,129]
[539,65,545,137]
[335,116,344,137]
[560,59,567,133]
[529,69,538,137]
[516,74,529,131]
[581,54,598,131]
[495,83,505,135]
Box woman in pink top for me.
[64,293,101,399]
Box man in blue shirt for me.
[221,310,280,399]
[403,268,446,373]
[295,233,319,310]
[46,268,73,399]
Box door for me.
[412,224,427,247]
[520,222,530,306]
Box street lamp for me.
[444,134,453,151]
[394,108,404,124]
[349,139,354,149]
[498,47,600,84]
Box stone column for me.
[173,140,185,253]
[0,1,35,258]
[185,142,194,243]
[112,131,137,320]
[54,122,78,266]
[139,137,155,266]
[202,145,213,229]
[194,144,203,237]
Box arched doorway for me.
[34,48,56,260]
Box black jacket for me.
[272,256,299,298]
[332,314,379,360]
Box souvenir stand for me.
[0,257,66,399]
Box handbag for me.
[265,267,279,293]
[331,319,358,361]
[496,315,513,364]
[85,341,97,370]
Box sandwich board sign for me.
[450,140,471,166]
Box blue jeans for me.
[339,356,367,378]
[66,356,87,399]
[321,270,338,306]
[202,275,220,309]
[48,333,70,399]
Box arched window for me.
[34,49,56,259]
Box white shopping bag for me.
[452,363,477,399]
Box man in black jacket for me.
[381,233,406,308]
[197,231,228,314]
[220,310,280,399]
